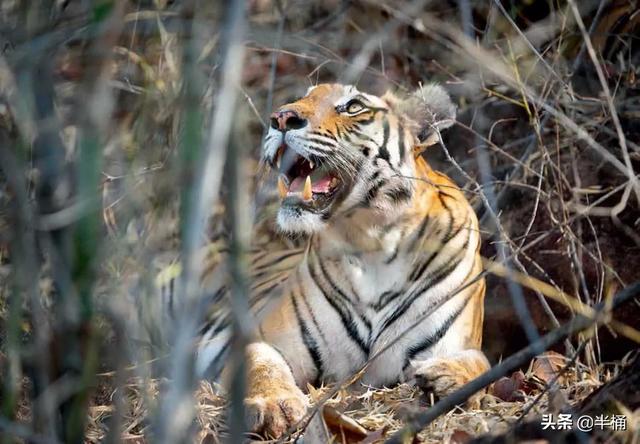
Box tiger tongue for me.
[290,175,333,194]
[311,175,333,193]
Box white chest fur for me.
[281,215,479,386]
[340,252,407,306]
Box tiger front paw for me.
[412,351,489,408]
[244,384,308,439]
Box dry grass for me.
[81,356,637,443]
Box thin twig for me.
[567,0,640,208]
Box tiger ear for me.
[397,84,456,156]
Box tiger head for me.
[263,83,456,235]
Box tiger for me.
[190,83,490,438]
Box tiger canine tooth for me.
[302,176,312,201]
[278,177,288,199]
[275,146,284,169]
[309,160,315,169]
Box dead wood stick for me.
[385,282,640,444]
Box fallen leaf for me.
[322,405,369,442]
[531,351,567,385]
[450,430,472,443]
[358,427,387,444]
[490,371,527,402]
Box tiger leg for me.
[412,349,489,408]
[242,342,308,438]
[410,273,489,407]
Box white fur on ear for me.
[416,84,456,129]
[397,84,456,147]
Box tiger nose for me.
[270,110,307,131]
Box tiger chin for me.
[218,83,490,438]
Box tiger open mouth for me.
[274,144,343,211]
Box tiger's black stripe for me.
[352,129,377,144]
[371,289,402,311]
[408,220,466,283]
[249,282,281,308]
[354,115,376,126]
[408,197,458,281]
[384,245,400,265]
[250,250,269,261]
[309,130,333,138]
[335,125,343,140]
[306,136,338,149]
[407,225,472,302]
[398,122,406,162]
[378,119,390,161]
[253,250,303,272]
[402,292,472,371]
[437,189,460,202]
[407,212,443,256]
[290,290,324,378]
[361,179,386,207]
[385,187,412,203]
[298,274,329,346]
[413,215,432,241]
[305,143,333,154]
[307,247,370,355]
[316,256,372,331]
[251,277,281,294]
[375,226,473,339]
[408,213,453,282]
[206,341,230,380]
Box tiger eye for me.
[346,101,364,113]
